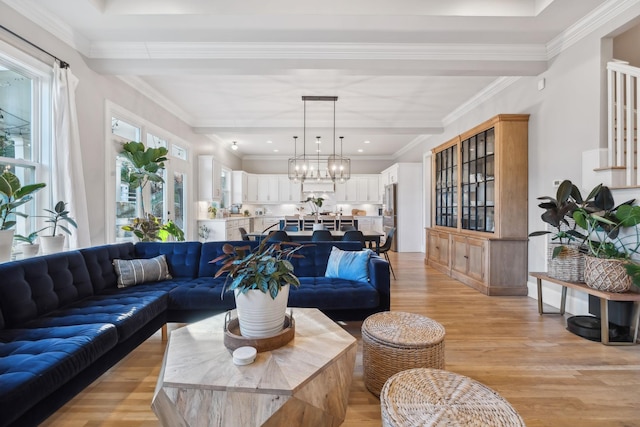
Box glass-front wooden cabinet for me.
[426,114,529,296]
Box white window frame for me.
[105,101,194,243]
[0,39,52,238]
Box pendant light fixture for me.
[288,96,351,182]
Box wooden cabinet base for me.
[426,228,528,296]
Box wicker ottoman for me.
[380,368,525,427]
[362,311,445,396]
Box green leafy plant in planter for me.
[0,171,46,261]
[119,141,184,242]
[0,171,47,230]
[38,201,78,236]
[211,236,310,338]
[529,179,587,282]
[570,184,640,291]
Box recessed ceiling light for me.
[267,140,272,144]
[273,149,279,152]
[358,149,363,153]
[364,140,371,144]
[316,149,321,152]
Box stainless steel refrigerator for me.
[383,183,397,251]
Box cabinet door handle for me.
[464,255,469,259]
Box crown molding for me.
[546,0,640,59]
[441,76,521,127]
[2,0,92,54]
[89,41,547,62]
[116,75,195,125]
[242,154,390,161]
[393,134,436,159]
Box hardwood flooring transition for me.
[41,252,640,427]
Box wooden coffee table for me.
[152,308,357,426]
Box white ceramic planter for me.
[0,229,14,262]
[234,284,290,338]
[19,243,40,258]
[40,235,65,255]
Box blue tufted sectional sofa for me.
[0,240,390,427]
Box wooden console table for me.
[530,272,640,346]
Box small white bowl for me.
[232,346,257,365]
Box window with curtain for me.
[0,43,51,246]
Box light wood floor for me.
[42,252,640,427]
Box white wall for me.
[418,4,640,314]
[0,3,241,245]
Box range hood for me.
[302,182,335,193]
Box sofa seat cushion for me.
[289,277,380,310]
[167,278,236,311]
[24,291,168,342]
[0,323,118,426]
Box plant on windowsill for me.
[119,141,185,242]
[211,235,308,338]
[13,231,40,258]
[0,171,46,262]
[37,201,78,254]
[570,184,640,292]
[528,179,587,282]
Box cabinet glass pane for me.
[459,127,495,233]
[434,146,457,228]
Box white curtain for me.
[52,62,91,249]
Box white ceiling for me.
[3,0,610,160]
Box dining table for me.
[246,229,385,253]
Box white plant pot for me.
[0,229,14,262]
[234,284,290,338]
[312,223,325,231]
[20,243,40,258]
[40,235,65,255]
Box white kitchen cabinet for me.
[198,155,221,201]
[257,175,280,203]
[232,171,248,204]
[357,175,380,202]
[198,218,250,242]
[278,176,302,203]
[252,216,281,233]
[334,179,358,202]
[246,174,259,203]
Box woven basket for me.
[380,368,525,427]
[584,256,632,293]
[547,243,585,283]
[362,311,445,397]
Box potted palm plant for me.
[0,171,46,262]
[529,179,586,282]
[38,201,78,254]
[211,236,307,338]
[119,141,184,242]
[571,184,640,292]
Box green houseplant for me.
[14,230,40,258]
[38,201,78,254]
[529,179,586,282]
[0,171,46,262]
[211,235,307,338]
[119,141,185,242]
[570,184,640,292]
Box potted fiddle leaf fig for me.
[211,235,307,338]
[119,141,184,242]
[0,171,46,262]
[529,179,586,282]
[38,201,78,255]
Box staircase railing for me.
[607,60,640,186]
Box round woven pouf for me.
[362,311,445,397]
[380,368,525,427]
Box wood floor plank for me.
[41,252,640,427]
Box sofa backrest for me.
[289,241,363,277]
[134,241,202,279]
[198,240,258,277]
[0,251,93,329]
[80,243,136,292]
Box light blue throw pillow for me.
[325,247,373,282]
